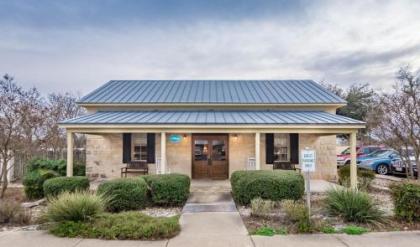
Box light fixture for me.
[183,134,187,139]
[233,134,238,140]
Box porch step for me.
[182,202,237,213]
[187,192,233,204]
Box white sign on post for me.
[301,148,316,217]
[301,149,316,172]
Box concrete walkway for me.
[168,179,254,246]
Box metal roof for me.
[61,111,364,125]
[79,80,346,105]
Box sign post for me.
[301,148,316,216]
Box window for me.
[273,134,290,162]
[132,134,147,161]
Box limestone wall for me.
[86,132,337,181]
[299,134,337,181]
[166,133,192,176]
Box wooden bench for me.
[121,161,148,177]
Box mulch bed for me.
[238,177,420,234]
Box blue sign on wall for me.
[169,134,182,143]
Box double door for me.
[192,134,228,179]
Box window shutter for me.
[122,133,132,163]
[265,133,274,164]
[290,133,299,164]
[146,133,155,163]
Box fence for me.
[12,149,86,181]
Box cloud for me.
[0,0,419,95]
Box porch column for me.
[350,131,357,190]
[66,131,73,177]
[255,132,261,170]
[160,132,166,174]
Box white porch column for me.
[160,132,166,174]
[255,132,261,170]
[350,131,357,190]
[66,131,73,177]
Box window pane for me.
[212,140,226,161]
[273,134,290,162]
[132,134,147,161]
[194,140,209,161]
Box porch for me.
[60,110,363,189]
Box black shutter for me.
[290,133,299,164]
[122,133,132,163]
[146,133,155,163]
[265,133,274,164]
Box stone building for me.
[60,80,363,186]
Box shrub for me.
[43,176,90,198]
[97,178,148,212]
[27,158,86,176]
[143,174,190,206]
[390,181,420,222]
[0,200,31,224]
[45,191,106,222]
[281,200,311,233]
[251,197,275,217]
[23,169,59,199]
[49,211,180,240]
[230,170,304,205]
[341,225,368,235]
[325,188,384,224]
[338,165,375,191]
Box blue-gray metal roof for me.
[61,111,364,125]
[79,80,346,104]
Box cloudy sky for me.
[1,0,420,95]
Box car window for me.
[368,149,389,157]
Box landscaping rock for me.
[21,199,46,209]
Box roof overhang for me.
[60,110,364,134]
[78,103,347,108]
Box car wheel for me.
[376,164,389,175]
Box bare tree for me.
[371,66,420,179]
[0,75,26,197]
[42,93,85,152]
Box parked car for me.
[337,145,382,166]
[391,158,418,177]
[357,149,400,175]
[391,148,418,177]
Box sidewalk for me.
[2,229,420,247]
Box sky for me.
[1,0,420,95]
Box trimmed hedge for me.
[97,178,148,212]
[390,181,420,222]
[231,170,305,205]
[143,174,190,206]
[43,176,90,198]
[338,165,375,190]
[23,169,59,199]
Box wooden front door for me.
[192,134,229,179]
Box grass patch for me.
[320,225,337,234]
[253,226,276,236]
[49,211,180,240]
[252,226,288,236]
[341,225,369,235]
